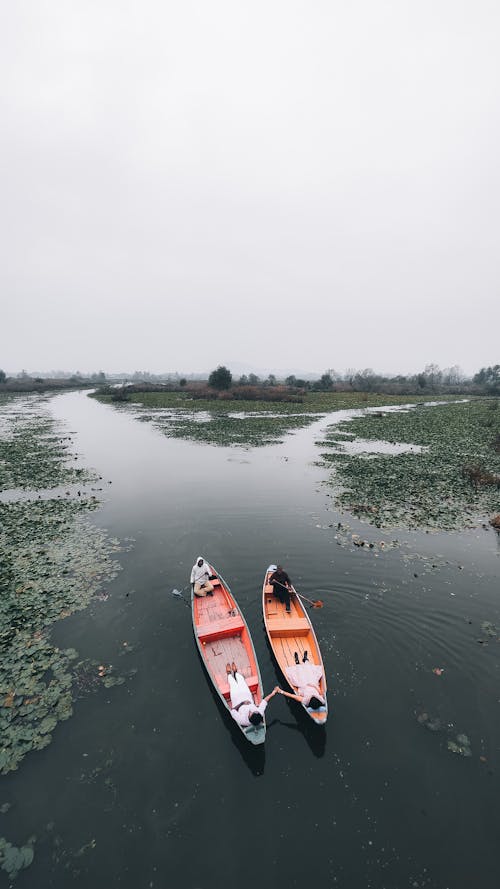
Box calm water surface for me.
[3,391,500,889]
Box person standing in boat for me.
[190,556,215,597]
[226,662,279,727]
[278,650,326,709]
[269,564,293,613]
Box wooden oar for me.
[271,578,324,609]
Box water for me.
[2,391,500,888]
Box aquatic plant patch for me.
[92,390,438,448]
[319,400,500,530]
[0,398,95,493]
[0,395,128,777]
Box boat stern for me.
[243,723,266,745]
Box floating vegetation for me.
[0,395,129,775]
[480,621,499,639]
[319,400,500,530]
[416,712,473,757]
[0,397,96,492]
[151,411,319,447]
[447,734,472,757]
[0,835,35,879]
[92,390,435,449]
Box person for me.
[190,556,214,597]
[278,650,326,709]
[269,564,292,612]
[226,662,279,727]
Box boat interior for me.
[194,576,260,705]
[264,574,327,723]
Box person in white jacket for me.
[279,651,326,709]
[190,556,214,597]
[226,662,279,727]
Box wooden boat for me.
[192,559,266,745]
[262,564,328,724]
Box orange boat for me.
[192,559,266,745]
[262,564,328,724]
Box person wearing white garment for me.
[279,650,326,709]
[226,662,279,727]
[190,556,214,597]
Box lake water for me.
[3,391,500,889]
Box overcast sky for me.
[1,0,499,377]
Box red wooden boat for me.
[262,564,328,724]
[192,559,266,745]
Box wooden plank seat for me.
[197,615,245,642]
[267,618,310,637]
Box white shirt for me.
[231,699,267,727]
[191,559,211,585]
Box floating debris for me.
[448,734,472,757]
[480,621,498,638]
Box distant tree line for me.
[1,363,499,396]
[205,363,499,396]
[0,369,107,392]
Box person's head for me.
[308,696,322,710]
[197,558,203,567]
[249,711,263,726]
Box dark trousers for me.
[272,582,290,608]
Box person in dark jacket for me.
[269,565,292,612]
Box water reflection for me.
[268,715,327,758]
[7,390,499,889]
[196,648,266,777]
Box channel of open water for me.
[3,390,500,889]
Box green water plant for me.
[319,400,500,530]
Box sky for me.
[1,0,499,378]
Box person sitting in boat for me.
[269,565,292,613]
[278,650,326,709]
[226,662,279,727]
[191,556,215,597]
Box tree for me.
[208,365,232,389]
[179,378,187,387]
[353,368,379,392]
[0,369,6,384]
[474,365,500,393]
[285,375,297,387]
[248,373,260,385]
[265,374,277,386]
[319,373,333,390]
[442,365,464,386]
[423,363,442,389]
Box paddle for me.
[170,585,191,608]
[271,578,324,609]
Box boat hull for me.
[192,560,266,745]
[262,564,328,724]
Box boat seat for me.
[197,615,245,642]
[267,618,310,637]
